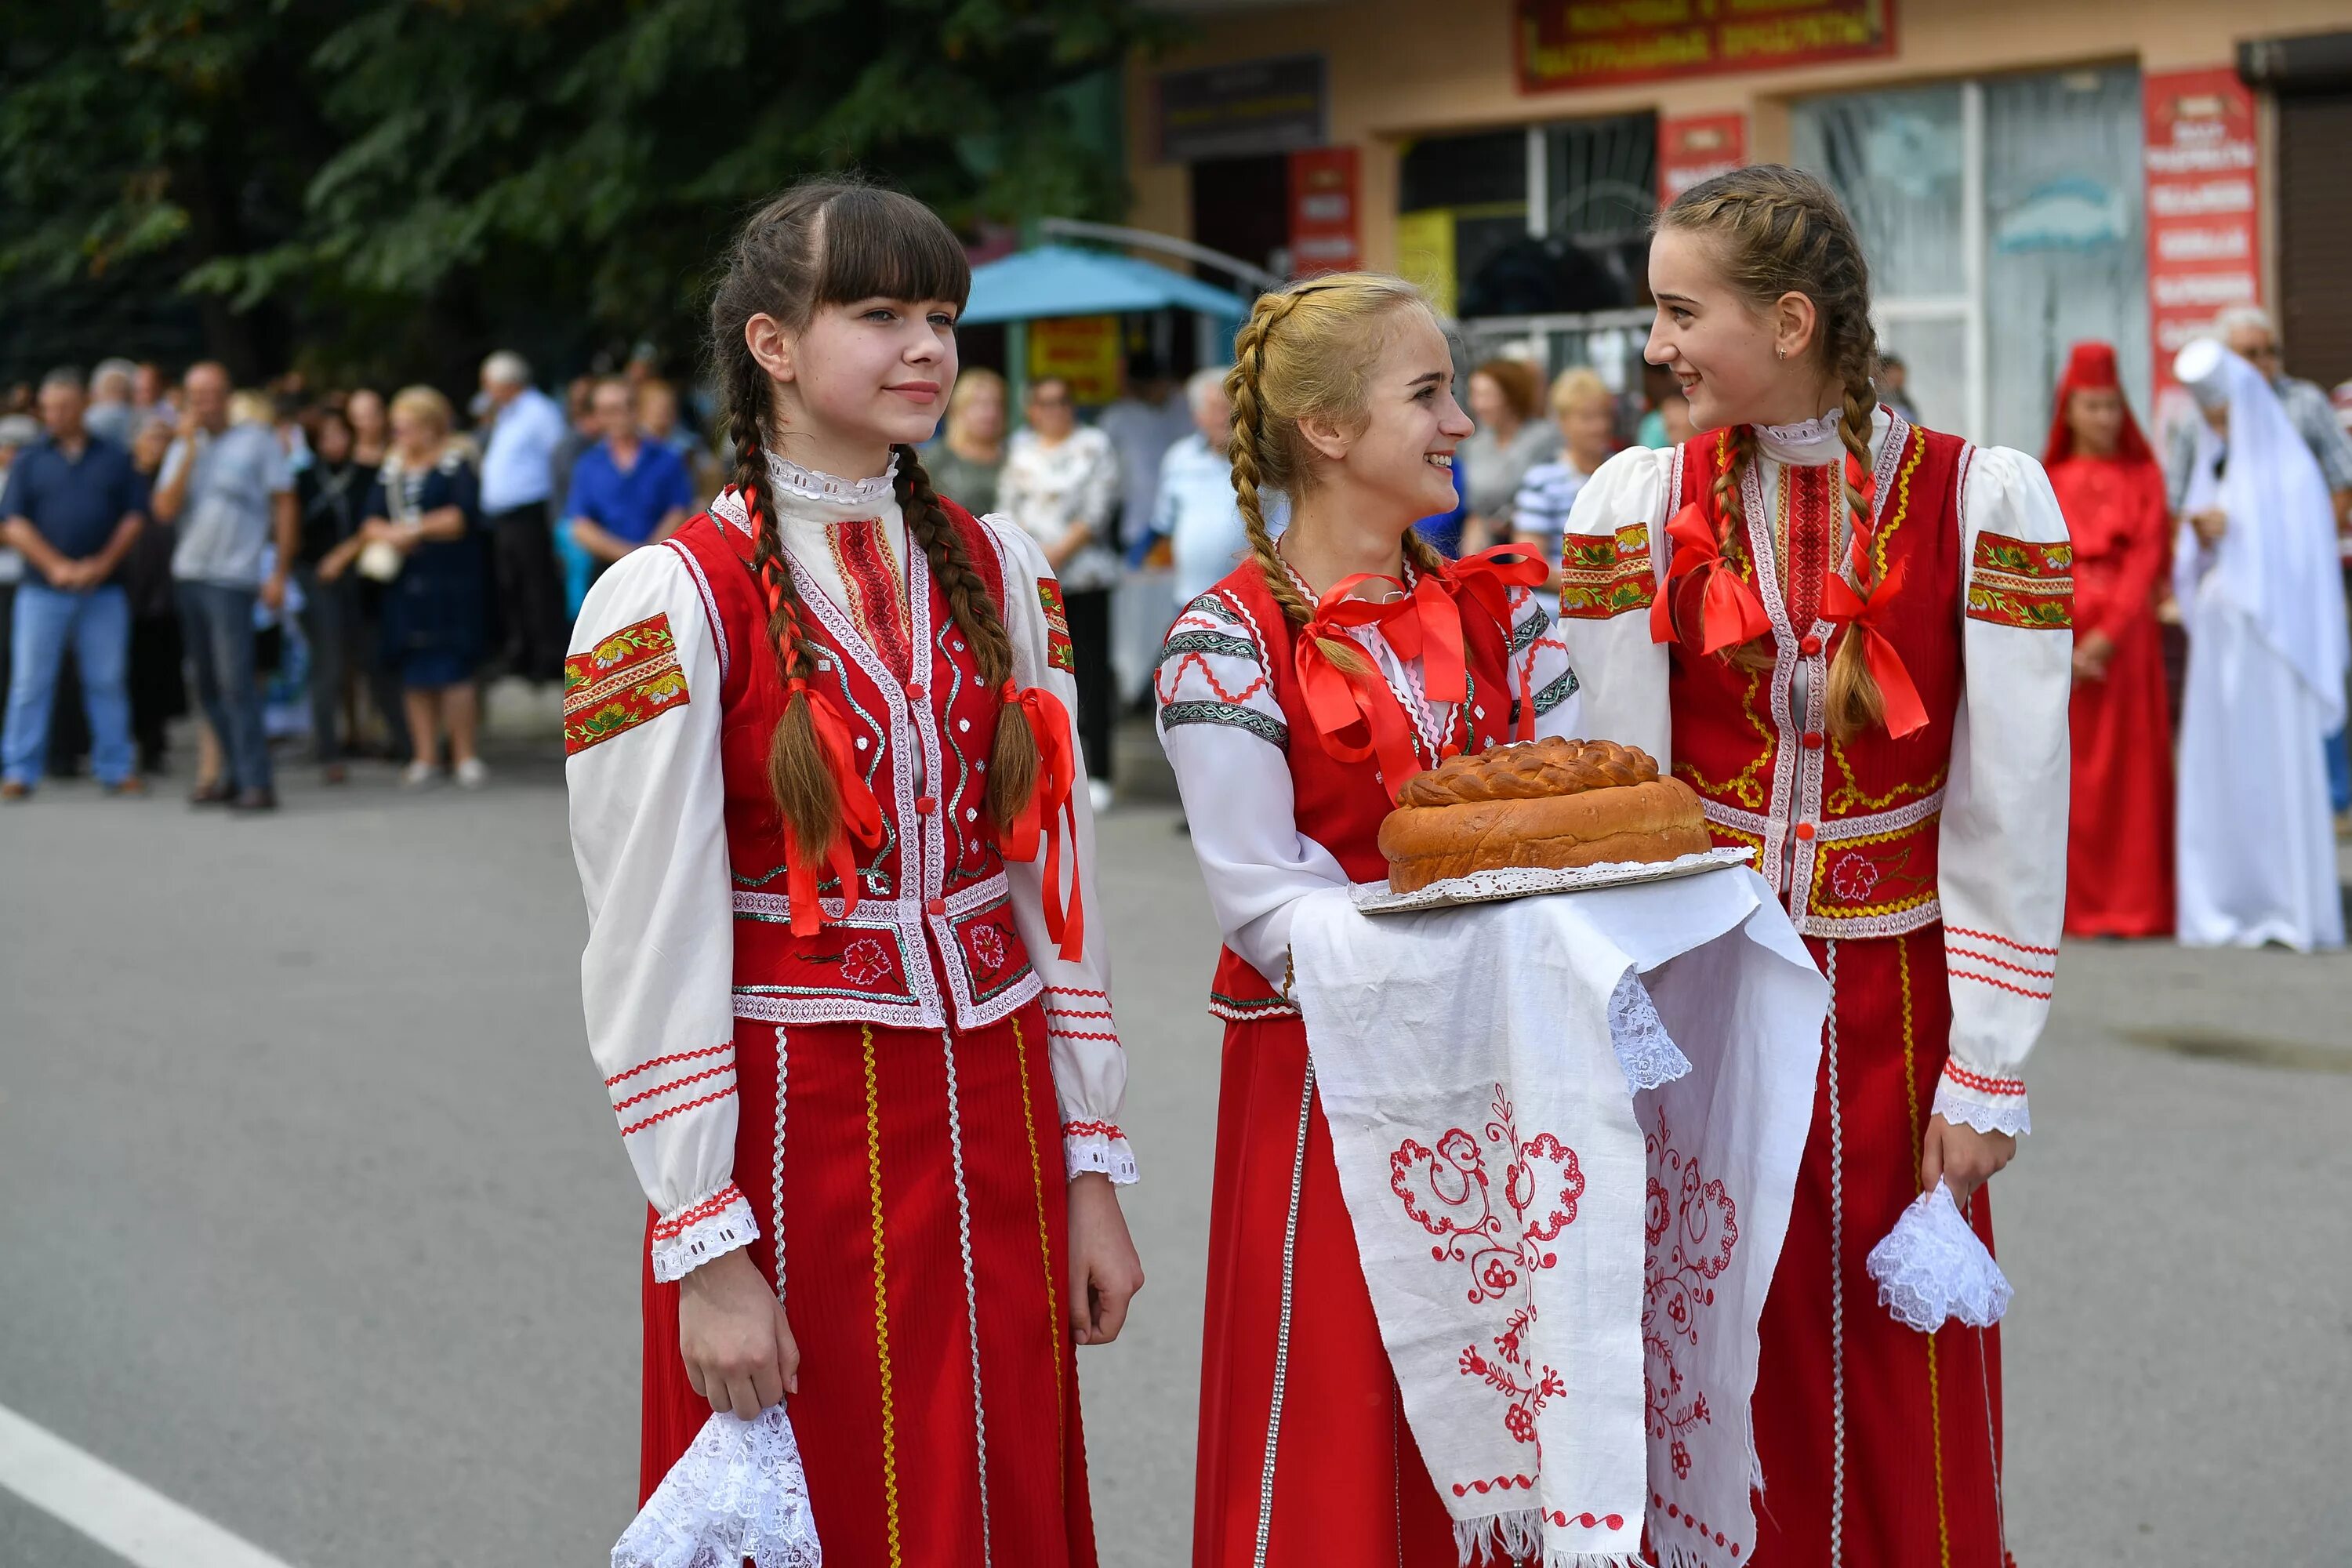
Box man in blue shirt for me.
[0,368,147,799]
[477,350,571,680]
[564,378,694,583]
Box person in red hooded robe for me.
[2045,341,2174,936]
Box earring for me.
[1777,347,1787,359]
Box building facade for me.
[1127,0,2352,450]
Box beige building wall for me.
[1125,0,2352,272]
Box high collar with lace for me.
[1751,405,1890,468]
[764,450,898,509]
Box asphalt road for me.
[2,749,2348,1566]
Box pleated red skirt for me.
[1748,930,2010,1567]
[639,1000,1097,1568]
[1193,1011,1504,1568]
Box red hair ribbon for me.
[774,673,887,935]
[1294,575,1431,798]
[1842,448,1879,574]
[1443,544,1551,741]
[1651,499,1772,655]
[1819,558,1928,739]
[996,680,1086,964]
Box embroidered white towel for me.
[612,1405,822,1568]
[1864,1183,2014,1332]
[1290,866,1826,1568]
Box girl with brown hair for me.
[565,178,1141,1564]
[1556,165,2072,1564]
[1154,273,1581,1564]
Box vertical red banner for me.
[2143,67,2263,395]
[1657,112,1748,206]
[1287,147,1362,276]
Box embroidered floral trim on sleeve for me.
[1932,1059,2031,1138]
[1558,522,1656,620]
[1037,579,1077,673]
[1965,533,2073,630]
[564,612,690,754]
[650,1181,760,1282]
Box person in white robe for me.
[2172,339,2350,950]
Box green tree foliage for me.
[0,0,1160,386]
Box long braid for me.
[1226,289,1317,627]
[1824,354,1886,740]
[891,443,1040,828]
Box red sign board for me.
[2143,67,2263,395]
[1657,112,1748,205]
[1517,0,1893,92]
[1288,146,1362,276]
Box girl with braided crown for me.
[1557,165,2071,1565]
[1154,274,1581,1565]
[564,178,1141,1563]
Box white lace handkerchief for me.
[1865,1184,2014,1332]
[612,1406,822,1568]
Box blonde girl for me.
[1154,274,1581,1565]
[565,178,1142,1564]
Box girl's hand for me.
[1920,1113,2015,1205]
[2190,507,2228,546]
[1067,1172,1144,1346]
[677,1247,799,1417]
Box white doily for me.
[613,1406,822,1568]
[1864,1184,2013,1333]
[1351,848,1755,915]
[1608,970,1693,1094]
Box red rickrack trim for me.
[1945,925,2059,957]
[612,1062,735,1113]
[619,1083,738,1137]
[1653,1493,1744,1557]
[1450,1475,1535,1494]
[604,1042,731,1089]
[1047,985,1108,999]
[651,1183,746,1241]
[1062,1120,1125,1140]
[1544,1508,1628,1530]
[1949,967,2053,1001]
[1946,945,2056,981]
[1044,1005,1116,1019]
[1154,651,1272,706]
[1047,1027,1122,1044]
[1944,1062,2027,1096]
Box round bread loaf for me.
[1377,738,1711,892]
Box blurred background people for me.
[124,416,184,775]
[1098,354,1192,556]
[562,376,693,584]
[1001,373,1120,808]
[1511,367,1620,599]
[0,412,36,741]
[154,362,296,811]
[295,405,366,782]
[1144,366,1265,605]
[2045,342,2173,938]
[2170,341,2348,951]
[347,387,390,469]
[929,366,1008,516]
[1875,352,1918,423]
[1457,357,1555,554]
[361,387,491,789]
[0,368,147,800]
[475,350,568,683]
[85,358,140,448]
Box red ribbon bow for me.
[1444,544,1551,741]
[1819,557,1929,739]
[997,681,1086,964]
[1652,499,1773,655]
[1294,575,1432,799]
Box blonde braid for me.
[1824,358,1886,739]
[1227,289,1317,627]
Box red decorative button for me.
[916,795,936,815]
[906,681,927,700]
[1801,730,1824,750]
[1798,634,1823,656]
[925,896,947,916]
[1793,822,1816,841]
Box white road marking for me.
[0,1402,297,1568]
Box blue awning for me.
[961,245,1250,326]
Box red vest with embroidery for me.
[1664,416,1969,937]
[1199,561,1519,1020]
[662,499,1041,1033]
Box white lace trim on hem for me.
[1609,971,1693,1094]
[1931,1076,2031,1137]
[1063,1131,1139,1185]
[649,1189,760,1284]
[613,1405,821,1568]
[1864,1184,2014,1332]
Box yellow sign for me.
[1396,209,1457,318]
[1026,315,1124,406]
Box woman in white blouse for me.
[1000,376,1120,808]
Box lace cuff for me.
[614,1405,820,1568]
[1063,1121,1139,1185]
[650,1181,759,1283]
[1932,1059,2030,1136]
[1610,971,1693,1094]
